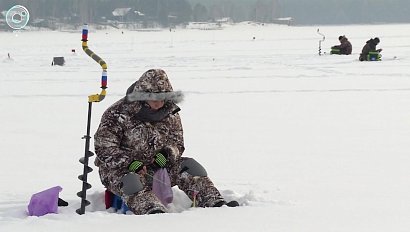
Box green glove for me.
[129,160,143,172]
[154,152,168,168]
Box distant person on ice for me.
[94,69,238,215]
[331,35,352,55]
[359,37,382,61]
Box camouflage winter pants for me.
[102,168,224,215]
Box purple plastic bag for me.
[152,168,173,205]
[28,186,62,216]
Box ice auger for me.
[76,24,108,215]
[317,28,325,56]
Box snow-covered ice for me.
[1,23,410,231]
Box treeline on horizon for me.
[1,0,409,26]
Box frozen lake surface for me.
[1,23,410,231]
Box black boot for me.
[212,200,239,207]
[148,209,165,214]
[226,200,239,207]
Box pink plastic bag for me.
[152,168,173,205]
[28,186,62,216]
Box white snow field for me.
[1,23,410,231]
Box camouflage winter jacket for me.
[94,69,184,188]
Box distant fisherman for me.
[331,35,352,55]
[359,37,382,61]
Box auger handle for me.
[82,24,107,102]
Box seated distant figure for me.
[359,37,382,61]
[331,35,352,55]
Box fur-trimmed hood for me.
[126,69,184,103]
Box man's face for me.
[147,100,165,111]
